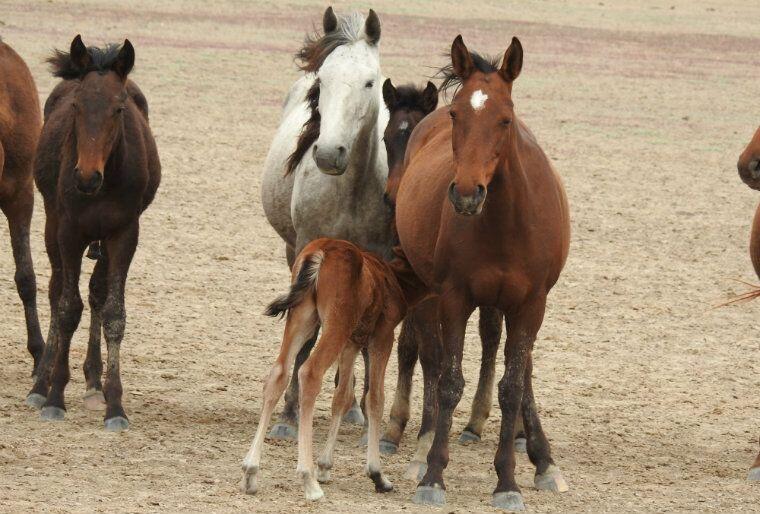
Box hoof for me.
[242,466,259,494]
[749,467,760,482]
[412,484,445,506]
[368,472,393,493]
[534,465,569,492]
[40,406,65,421]
[458,429,481,445]
[379,439,398,455]
[404,460,427,481]
[302,478,324,501]
[104,416,129,432]
[25,393,46,410]
[342,405,365,426]
[268,422,297,440]
[317,466,331,484]
[514,437,527,454]
[492,491,525,511]
[83,389,106,411]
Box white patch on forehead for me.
[470,90,488,111]
[399,121,409,130]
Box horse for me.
[379,79,528,464]
[394,36,571,511]
[241,238,422,500]
[25,35,160,432]
[736,125,760,481]
[0,38,44,376]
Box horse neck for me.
[482,126,532,226]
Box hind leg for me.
[2,186,44,376]
[317,343,360,483]
[83,253,108,411]
[365,329,394,493]
[270,328,317,439]
[242,301,318,494]
[748,439,760,481]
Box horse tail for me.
[714,278,760,308]
[265,251,324,318]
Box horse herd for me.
[0,6,757,512]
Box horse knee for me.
[297,363,320,394]
[497,376,523,411]
[57,294,84,334]
[14,267,36,304]
[438,371,464,410]
[102,300,126,341]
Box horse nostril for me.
[337,146,346,154]
[476,184,486,197]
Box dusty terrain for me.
[1,0,759,512]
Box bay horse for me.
[25,35,160,432]
[379,79,527,462]
[395,36,570,510]
[0,38,44,376]
[736,125,760,481]
[242,238,422,500]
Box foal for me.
[0,39,44,375]
[242,238,417,500]
[26,35,160,431]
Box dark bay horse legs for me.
[83,251,108,411]
[1,186,44,376]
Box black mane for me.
[391,85,431,112]
[436,51,500,99]
[47,43,125,80]
[285,79,321,175]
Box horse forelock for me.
[436,52,500,101]
[296,11,368,73]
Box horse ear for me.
[421,81,438,114]
[323,6,338,33]
[112,39,135,80]
[364,9,381,45]
[499,37,523,83]
[382,78,396,110]
[451,35,473,80]
[70,34,91,71]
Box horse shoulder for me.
[34,98,74,201]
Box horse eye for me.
[116,106,124,114]
[365,80,374,89]
[449,110,457,119]
[500,119,511,127]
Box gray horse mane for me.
[296,11,366,72]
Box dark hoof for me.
[514,437,527,454]
[379,439,398,455]
[40,406,65,421]
[458,429,481,445]
[412,484,445,506]
[268,422,297,440]
[372,475,393,493]
[25,393,46,410]
[104,416,130,432]
[342,405,365,426]
[749,467,760,482]
[534,465,569,492]
[492,491,525,511]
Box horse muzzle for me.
[448,182,486,216]
[739,158,760,191]
[75,169,104,195]
[313,145,348,176]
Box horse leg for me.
[749,439,760,481]
[100,223,138,431]
[459,306,502,445]
[269,328,317,439]
[39,228,87,421]
[404,299,440,481]
[242,300,318,494]
[317,343,359,484]
[1,186,44,376]
[296,323,348,501]
[522,354,568,493]
[413,294,472,506]
[491,296,547,511]
[365,328,394,493]
[381,312,419,454]
[342,348,367,426]
[83,253,108,411]
[26,214,62,409]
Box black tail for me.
[265,252,322,319]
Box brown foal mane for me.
[436,51,501,100]
[47,42,128,80]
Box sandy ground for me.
[0,0,759,512]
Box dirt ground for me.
[1,0,759,512]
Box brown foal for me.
[26,36,160,431]
[0,39,44,375]
[242,238,420,500]
[737,125,760,481]
[395,36,571,510]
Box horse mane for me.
[436,52,500,100]
[47,42,126,80]
[391,84,433,112]
[285,79,321,175]
[296,11,366,72]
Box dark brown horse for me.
[25,35,160,432]
[0,38,44,375]
[379,79,527,463]
[395,36,570,510]
[736,125,760,481]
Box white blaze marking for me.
[470,90,488,111]
[399,121,409,130]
